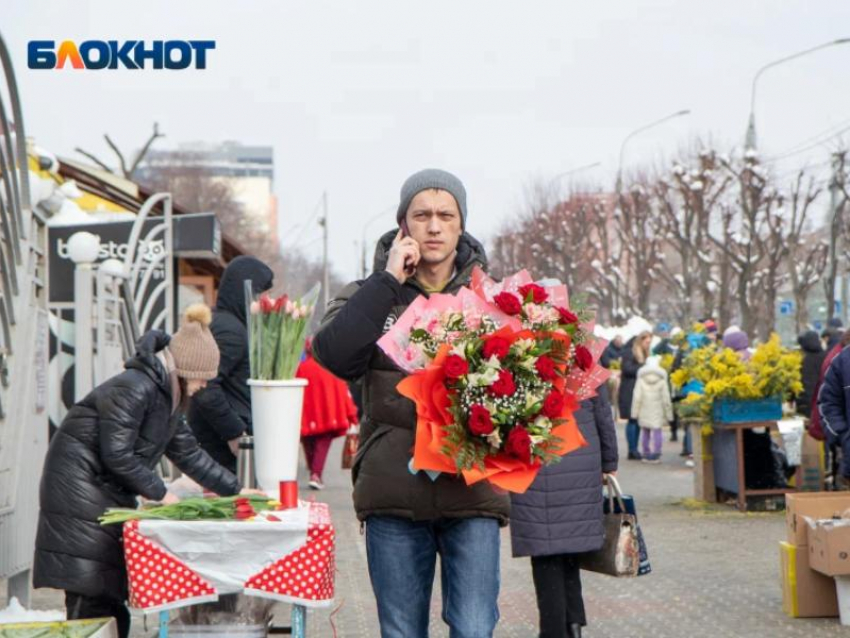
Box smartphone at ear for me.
[399,220,416,276]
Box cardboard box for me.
[809,520,850,577]
[779,541,838,618]
[785,492,850,546]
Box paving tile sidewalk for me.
[3,426,848,637]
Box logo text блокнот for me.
[27,40,215,70]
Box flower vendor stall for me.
[101,496,335,638]
[671,334,804,511]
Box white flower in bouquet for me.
[468,366,500,388]
[533,415,553,432]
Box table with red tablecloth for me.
[122,501,335,637]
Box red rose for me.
[482,336,511,360]
[541,391,565,418]
[519,283,549,304]
[575,345,594,371]
[535,355,558,382]
[505,426,533,464]
[494,292,522,316]
[557,307,579,325]
[259,294,275,314]
[468,405,495,436]
[444,354,469,380]
[488,369,517,397]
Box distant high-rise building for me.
[137,140,278,242]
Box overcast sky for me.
[7,1,850,281]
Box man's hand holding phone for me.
[386,228,420,284]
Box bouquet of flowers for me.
[246,282,320,380]
[380,268,610,493]
[378,288,508,372]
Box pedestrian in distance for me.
[188,256,274,473]
[631,355,674,463]
[619,331,652,460]
[296,337,359,490]
[313,169,507,638]
[823,317,844,352]
[34,305,253,638]
[510,385,619,638]
[796,330,826,418]
[722,326,752,362]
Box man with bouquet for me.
[314,169,507,638]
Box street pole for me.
[547,162,602,194]
[361,205,396,279]
[826,152,847,321]
[745,38,850,151]
[617,110,691,191]
[320,190,329,312]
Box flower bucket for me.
[249,379,308,506]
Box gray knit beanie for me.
[169,304,220,380]
[396,168,467,228]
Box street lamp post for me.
[547,161,602,191]
[67,231,101,401]
[617,110,691,191]
[745,38,850,151]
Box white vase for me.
[248,379,308,492]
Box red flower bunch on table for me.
[234,498,256,520]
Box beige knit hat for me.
[169,304,220,380]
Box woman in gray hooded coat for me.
[510,385,619,638]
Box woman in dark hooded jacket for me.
[797,330,826,417]
[189,256,274,472]
[510,386,619,638]
[619,332,652,460]
[34,306,246,638]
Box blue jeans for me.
[683,422,693,456]
[365,515,501,638]
[626,418,640,454]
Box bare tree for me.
[76,123,165,179]
[784,170,827,332]
[826,151,850,320]
[709,153,786,338]
[137,157,344,306]
[615,178,666,317]
[654,149,732,324]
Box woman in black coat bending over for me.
[34,305,250,638]
[510,385,619,638]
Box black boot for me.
[568,623,582,638]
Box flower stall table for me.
[712,420,801,512]
[123,501,335,637]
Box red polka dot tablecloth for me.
[123,501,335,613]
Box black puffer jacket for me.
[189,256,273,472]
[618,337,641,420]
[797,330,826,417]
[314,231,510,525]
[34,331,240,600]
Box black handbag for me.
[580,476,643,577]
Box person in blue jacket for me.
[817,346,850,481]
